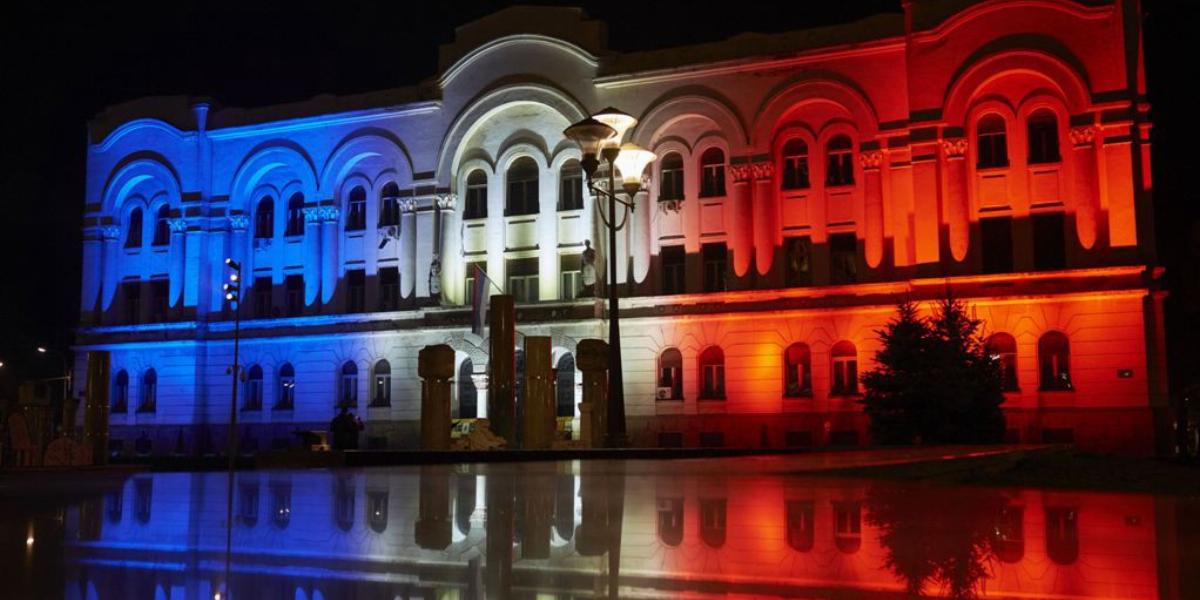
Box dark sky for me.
[0,1,1195,385]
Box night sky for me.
[0,1,1195,390]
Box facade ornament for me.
[303,207,323,223]
[167,218,189,233]
[399,198,419,214]
[859,151,885,170]
[228,214,250,231]
[436,193,457,211]
[317,206,340,222]
[100,225,122,241]
[750,161,774,181]
[940,138,968,158]
[729,164,753,183]
[1069,126,1095,147]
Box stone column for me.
[415,466,451,550]
[471,372,489,419]
[941,138,970,263]
[419,344,454,450]
[98,225,121,318]
[318,206,340,306]
[302,207,323,309]
[631,189,652,284]
[437,193,458,303]
[860,151,886,269]
[1070,126,1100,250]
[168,218,188,312]
[576,338,609,449]
[727,164,753,277]
[522,336,553,450]
[84,351,111,465]
[400,198,417,300]
[752,161,777,275]
[488,295,516,446]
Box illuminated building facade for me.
[75,0,1164,454]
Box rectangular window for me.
[832,356,859,395]
[785,237,812,286]
[379,196,400,228]
[980,217,1014,274]
[123,281,142,325]
[506,258,539,303]
[465,182,487,219]
[829,233,857,284]
[662,246,686,295]
[660,165,684,201]
[978,130,1009,169]
[285,274,303,317]
[149,279,169,323]
[559,254,581,300]
[559,168,583,211]
[346,269,365,313]
[702,243,727,292]
[253,277,272,319]
[700,164,725,198]
[826,151,854,186]
[379,267,400,311]
[1032,212,1066,271]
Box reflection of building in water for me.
[58,467,1181,599]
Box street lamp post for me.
[220,257,243,599]
[564,108,656,448]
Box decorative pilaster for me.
[97,225,122,314]
[168,218,188,310]
[400,198,418,299]
[940,138,970,262]
[750,161,776,274]
[1070,126,1100,250]
[728,164,754,277]
[860,151,886,269]
[317,206,340,306]
[436,193,458,303]
[302,207,323,307]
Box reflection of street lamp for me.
[564,107,656,448]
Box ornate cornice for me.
[1069,126,1095,147]
[859,151,885,170]
[303,206,340,222]
[940,138,968,158]
[750,161,774,181]
[227,214,250,231]
[729,164,753,183]
[100,225,122,241]
[167,218,189,233]
[436,193,457,210]
[399,198,419,214]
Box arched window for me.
[285,193,305,237]
[112,369,129,413]
[457,358,477,418]
[379,182,401,227]
[559,160,583,211]
[1045,506,1078,565]
[254,196,274,239]
[782,139,811,190]
[371,359,391,407]
[831,341,858,396]
[657,497,684,547]
[346,186,366,231]
[699,148,726,197]
[138,369,157,413]
[555,353,576,417]
[786,500,815,552]
[784,343,813,398]
[825,135,854,186]
[993,505,1024,563]
[699,346,726,400]
[659,153,684,201]
[334,477,354,532]
[367,490,389,533]
[1027,109,1061,164]
[270,482,291,529]
[658,348,683,400]
[986,333,1019,391]
[125,207,143,248]
[1038,331,1072,391]
[339,361,358,408]
[276,363,295,410]
[506,157,540,216]
[152,205,170,246]
[699,498,727,548]
[833,501,862,553]
[243,364,263,410]
[464,170,488,219]
[977,114,1008,168]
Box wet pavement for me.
[3,454,1197,599]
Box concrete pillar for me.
[84,351,111,465]
[728,165,753,277]
[168,218,188,310]
[319,207,339,306]
[400,199,417,299]
[941,139,970,263]
[437,194,458,302]
[419,344,454,451]
[631,189,652,284]
[1070,126,1101,250]
[471,372,489,419]
[488,295,516,445]
[302,207,323,308]
[522,336,554,449]
[861,151,886,268]
[752,162,777,275]
[415,466,451,550]
[576,339,609,449]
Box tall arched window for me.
[831,341,858,396]
[125,207,143,248]
[786,500,815,552]
[276,363,295,410]
[833,501,862,553]
[243,364,263,410]
[993,505,1024,563]
[825,135,854,186]
[1027,109,1061,164]
[339,361,358,408]
[559,160,583,211]
[657,497,684,547]
[346,186,366,231]
[139,369,157,413]
[986,333,1019,391]
[977,114,1008,168]
[254,196,274,239]
[1045,506,1078,565]
[464,170,488,219]
[458,358,477,418]
[659,153,684,201]
[555,353,576,417]
[334,477,355,532]
[371,359,391,407]
[699,148,726,197]
[784,343,812,397]
[367,491,389,533]
[781,139,811,190]
[286,193,305,237]
[506,157,540,216]
[658,348,683,400]
[1038,331,1072,391]
[112,369,129,413]
[379,182,401,227]
[270,482,291,529]
[152,205,170,246]
[699,346,726,400]
[699,498,727,548]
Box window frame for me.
[345,186,367,231]
[657,348,684,401]
[781,139,811,190]
[699,148,726,198]
[830,341,859,396]
[824,135,855,187]
[505,157,540,217]
[698,346,726,400]
[371,359,392,407]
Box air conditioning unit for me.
[656,387,674,400]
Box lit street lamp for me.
[564,107,656,448]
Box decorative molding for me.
[859,151,885,170]
[658,198,684,214]
[100,225,122,241]
[227,214,250,231]
[302,207,323,223]
[167,218,189,233]
[399,198,419,214]
[436,193,458,210]
[750,161,774,181]
[317,206,340,222]
[1069,126,1096,147]
[729,164,753,183]
[940,138,968,158]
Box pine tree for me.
[861,298,931,445]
